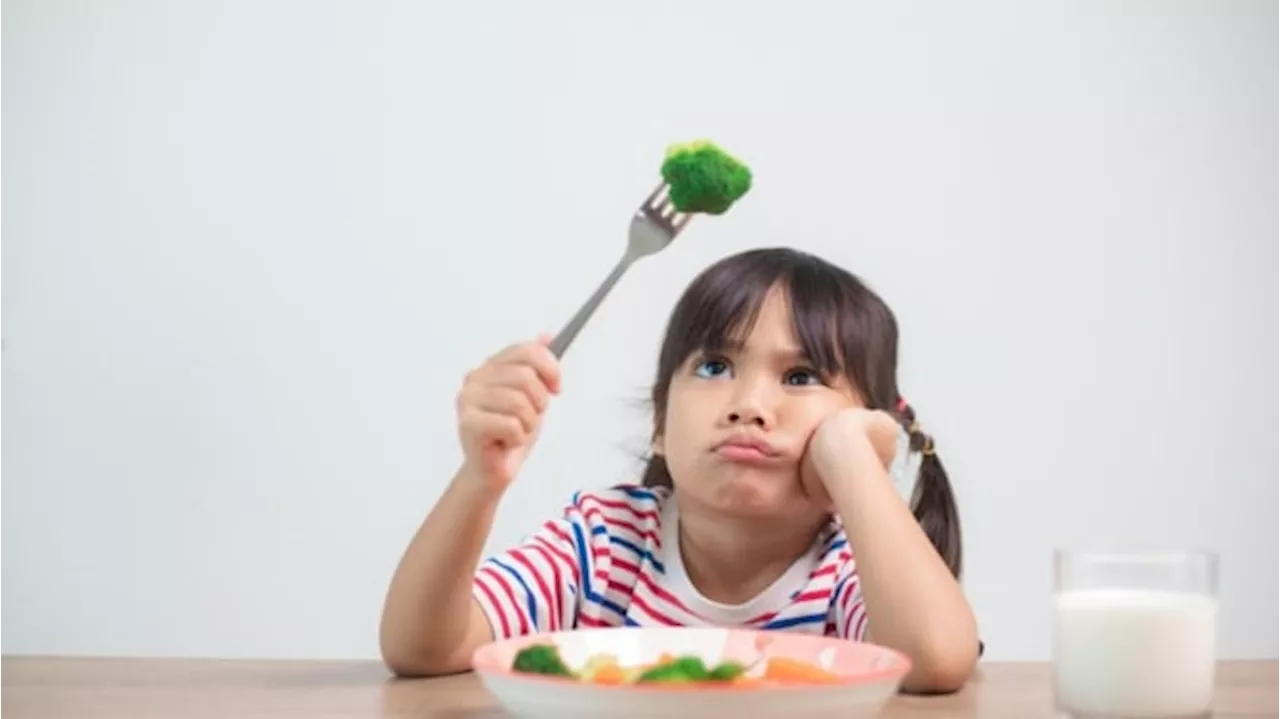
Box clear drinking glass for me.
[1052,550,1219,718]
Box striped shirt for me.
[472,484,869,641]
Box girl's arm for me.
[378,469,501,677]
[379,338,562,677]
[806,408,979,694]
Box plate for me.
[471,627,911,718]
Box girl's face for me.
[653,287,861,518]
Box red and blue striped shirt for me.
[472,484,869,641]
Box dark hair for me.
[640,247,963,577]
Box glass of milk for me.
[1053,549,1218,718]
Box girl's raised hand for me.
[455,335,562,491]
[801,407,900,506]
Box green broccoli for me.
[511,644,574,677]
[659,140,753,215]
[635,656,710,684]
[634,656,747,684]
[706,661,746,681]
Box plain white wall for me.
[3,0,1276,661]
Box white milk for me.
[1053,588,1217,717]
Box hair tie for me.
[896,397,909,412]
[921,435,936,457]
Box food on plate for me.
[755,656,844,684]
[510,643,574,677]
[659,140,753,215]
[633,656,716,683]
[509,643,842,686]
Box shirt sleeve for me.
[471,499,589,639]
[831,564,870,642]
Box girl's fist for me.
[456,336,561,489]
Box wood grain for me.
[2,657,1275,718]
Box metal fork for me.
[547,183,692,358]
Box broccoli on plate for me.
[511,643,574,678]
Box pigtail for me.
[896,401,963,579]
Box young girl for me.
[379,247,980,693]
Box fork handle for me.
[548,253,635,358]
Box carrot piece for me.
[591,664,626,685]
[762,657,842,684]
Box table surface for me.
[2,657,1275,718]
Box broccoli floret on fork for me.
[659,139,753,215]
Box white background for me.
[3,0,1276,661]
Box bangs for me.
[658,249,888,389]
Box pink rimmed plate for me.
[472,627,911,718]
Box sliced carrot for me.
[590,664,626,685]
[762,657,842,684]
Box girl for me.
[379,247,979,693]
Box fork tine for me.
[657,198,677,219]
[643,182,667,208]
[643,195,693,234]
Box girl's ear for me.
[651,433,665,457]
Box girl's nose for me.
[726,409,767,427]
[724,394,773,429]
[721,372,777,429]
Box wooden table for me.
[2,657,1275,718]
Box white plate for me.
[472,626,911,718]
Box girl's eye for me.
[784,368,823,386]
[694,358,730,378]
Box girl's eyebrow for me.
[709,339,811,365]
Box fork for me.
[547,183,692,358]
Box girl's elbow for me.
[903,639,979,694]
[381,644,464,679]
[380,638,431,678]
[379,629,463,679]
[903,661,973,695]
[382,652,427,679]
